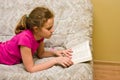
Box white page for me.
[71,40,92,64]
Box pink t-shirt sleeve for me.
[18,34,32,48]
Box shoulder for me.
[17,30,34,39]
[16,29,34,44]
[17,30,34,48]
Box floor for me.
[93,61,120,80]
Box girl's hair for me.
[15,7,54,34]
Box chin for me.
[46,36,51,39]
[44,34,52,39]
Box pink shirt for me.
[0,30,44,65]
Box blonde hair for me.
[15,7,54,34]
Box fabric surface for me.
[0,57,93,80]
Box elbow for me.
[25,66,38,73]
[25,66,43,73]
[37,51,45,58]
[26,68,35,73]
[38,55,44,58]
[26,67,43,73]
[37,53,44,58]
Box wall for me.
[92,0,120,62]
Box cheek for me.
[41,30,51,37]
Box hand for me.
[55,49,73,58]
[54,57,73,68]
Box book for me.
[71,40,92,64]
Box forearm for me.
[27,58,56,73]
[37,42,56,58]
[38,50,56,58]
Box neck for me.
[34,35,42,41]
[33,32,43,41]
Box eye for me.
[47,26,52,30]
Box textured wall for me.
[92,0,120,62]
[0,0,93,48]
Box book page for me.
[71,40,92,64]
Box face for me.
[37,18,54,39]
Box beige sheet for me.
[0,57,93,80]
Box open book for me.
[71,40,92,64]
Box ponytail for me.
[15,15,27,34]
[15,7,54,34]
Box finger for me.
[68,60,73,65]
[63,52,72,57]
[62,50,72,57]
[65,50,72,55]
[66,52,72,56]
[64,60,73,67]
[61,63,67,68]
[67,49,73,53]
[62,50,69,55]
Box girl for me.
[0,7,73,73]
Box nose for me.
[50,28,54,33]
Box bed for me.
[0,0,93,80]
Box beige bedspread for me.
[0,57,93,80]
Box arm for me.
[20,46,57,73]
[20,45,73,73]
[37,42,72,58]
[37,42,55,58]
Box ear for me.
[33,26,39,32]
